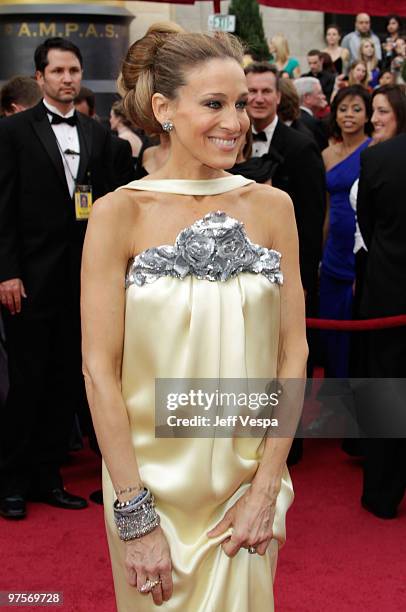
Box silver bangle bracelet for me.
[114,499,160,541]
[113,491,160,541]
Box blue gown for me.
[319,139,371,377]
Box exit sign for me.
[208,14,236,33]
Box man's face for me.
[305,82,326,113]
[246,71,281,127]
[356,14,371,35]
[36,49,82,106]
[307,55,322,75]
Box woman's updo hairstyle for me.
[119,22,245,135]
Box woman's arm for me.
[208,190,307,556]
[252,190,308,498]
[81,195,173,604]
[81,194,142,492]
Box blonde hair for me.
[271,34,290,65]
[118,22,245,135]
[359,38,378,70]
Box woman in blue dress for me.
[319,85,372,377]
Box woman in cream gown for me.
[81,27,307,612]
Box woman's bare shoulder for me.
[244,182,293,215]
[88,189,142,248]
[91,188,141,219]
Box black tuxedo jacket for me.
[299,109,328,152]
[358,134,406,318]
[0,101,114,315]
[269,120,326,293]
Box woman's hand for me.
[124,526,173,605]
[207,485,278,557]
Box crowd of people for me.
[0,13,405,611]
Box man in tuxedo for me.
[294,77,329,152]
[301,50,335,104]
[0,38,114,519]
[355,134,406,519]
[245,62,325,300]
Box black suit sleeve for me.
[357,148,376,250]
[288,139,326,293]
[0,120,21,282]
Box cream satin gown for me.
[102,175,294,612]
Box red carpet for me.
[0,440,405,611]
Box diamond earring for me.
[162,121,174,133]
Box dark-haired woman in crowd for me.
[350,84,406,316]
[319,85,371,378]
[323,24,350,75]
[355,84,406,519]
[382,14,402,70]
[110,100,143,159]
[81,22,306,612]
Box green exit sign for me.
[208,14,236,33]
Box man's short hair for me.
[0,75,42,114]
[307,49,322,58]
[75,87,96,115]
[244,62,279,90]
[34,37,83,72]
[294,77,320,103]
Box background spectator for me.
[294,77,328,151]
[302,49,335,103]
[320,52,336,75]
[110,100,143,158]
[378,70,396,87]
[269,33,300,78]
[323,25,350,75]
[356,87,406,519]
[0,37,115,520]
[359,39,381,88]
[342,13,382,63]
[0,76,41,116]
[319,85,371,378]
[382,14,403,70]
[390,37,406,83]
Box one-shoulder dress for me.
[102,175,294,612]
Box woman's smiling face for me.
[161,58,250,171]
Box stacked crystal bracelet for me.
[113,487,160,541]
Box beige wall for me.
[125,1,325,73]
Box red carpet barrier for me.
[306,314,406,331]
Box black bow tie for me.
[252,131,267,142]
[48,110,78,127]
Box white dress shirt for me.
[349,178,367,253]
[43,99,80,198]
[251,116,278,157]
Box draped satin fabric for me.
[102,177,294,611]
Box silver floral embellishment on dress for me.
[126,211,283,288]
